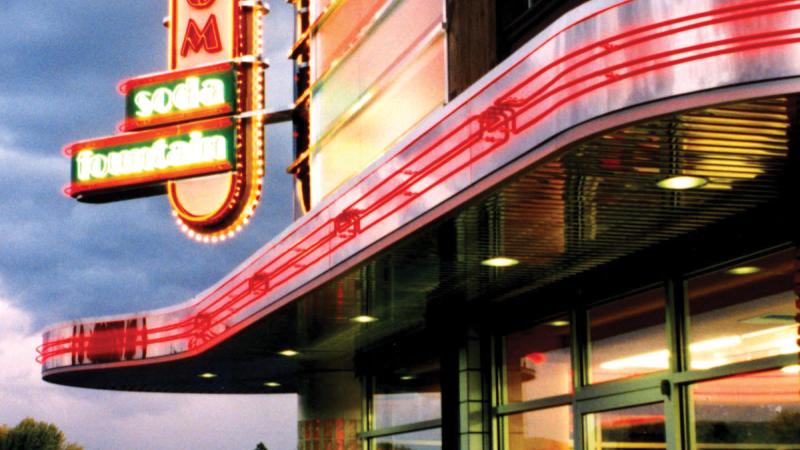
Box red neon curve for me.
[39,0,800,368]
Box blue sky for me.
[0,1,298,448]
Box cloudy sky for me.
[0,1,298,448]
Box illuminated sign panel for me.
[119,63,237,131]
[170,0,237,70]
[68,118,235,200]
[66,0,265,242]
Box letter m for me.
[181,15,223,57]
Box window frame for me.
[494,243,799,450]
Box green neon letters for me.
[124,68,236,126]
[133,77,226,117]
[71,125,236,189]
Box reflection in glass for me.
[585,403,665,450]
[688,249,799,370]
[374,428,441,450]
[374,360,441,429]
[693,369,800,448]
[589,288,667,384]
[507,406,573,450]
[308,0,445,206]
[505,316,572,403]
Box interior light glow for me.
[656,175,708,190]
[726,266,761,276]
[547,320,570,327]
[781,365,800,374]
[198,372,217,379]
[689,358,730,370]
[351,315,378,323]
[400,375,416,381]
[688,335,743,353]
[599,350,669,370]
[278,349,299,357]
[263,381,281,387]
[481,257,519,267]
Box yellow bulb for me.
[481,257,519,267]
[351,315,378,323]
[726,266,761,276]
[656,176,708,190]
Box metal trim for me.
[358,418,442,439]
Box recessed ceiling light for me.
[351,315,378,323]
[726,266,761,276]
[198,372,217,379]
[656,176,707,190]
[264,381,281,387]
[481,257,519,267]
[547,320,570,327]
[278,349,299,357]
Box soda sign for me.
[119,63,237,132]
[68,118,236,200]
[65,0,266,242]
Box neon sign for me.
[68,118,235,199]
[65,0,266,242]
[119,63,237,131]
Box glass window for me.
[589,288,668,384]
[505,315,572,403]
[312,0,392,81]
[373,360,441,429]
[692,368,800,447]
[585,403,665,450]
[308,0,445,206]
[374,428,441,450]
[310,34,445,205]
[687,249,798,370]
[507,406,573,450]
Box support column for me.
[298,371,362,450]
[442,327,492,450]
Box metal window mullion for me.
[572,307,588,450]
[666,276,691,450]
[488,333,504,450]
[672,353,799,385]
[358,418,442,439]
[571,307,588,392]
[496,394,573,416]
[362,375,374,450]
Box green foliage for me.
[0,418,83,450]
[254,443,268,450]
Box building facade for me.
[41,1,800,449]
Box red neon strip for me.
[63,117,233,156]
[118,62,234,94]
[189,26,800,346]
[40,1,800,367]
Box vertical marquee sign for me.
[64,0,267,242]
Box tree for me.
[253,443,268,450]
[0,418,83,450]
